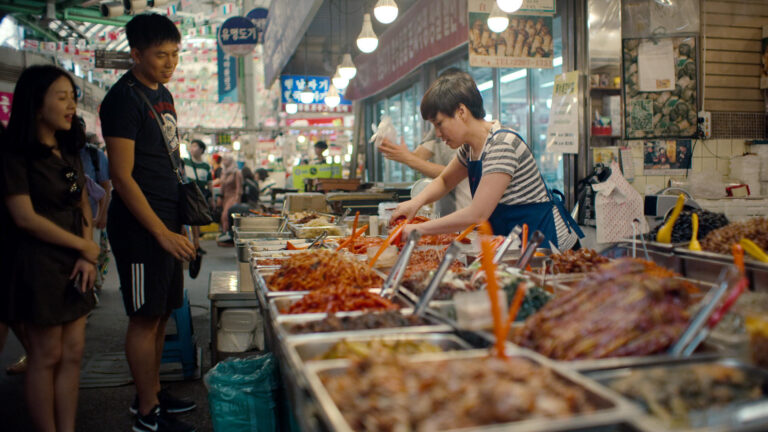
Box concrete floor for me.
[0,239,237,432]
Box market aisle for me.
[0,239,236,432]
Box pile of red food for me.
[401,249,465,280]
[285,286,399,314]
[336,236,385,254]
[512,259,698,360]
[267,250,382,292]
[418,233,472,246]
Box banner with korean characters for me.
[468,0,554,69]
[217,16,258,57]
[217,42,238,103]
[280,75,352,113]
[545,71,580,154]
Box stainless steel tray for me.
[585,357,768,431]
[287,332,472,363]
[232,214,283,231]
[233,227,296,241]
[288,222,348,239]
[303,349,640,432]
[673,248,768,292]
[268,293,407,318]
[249,240,313,252]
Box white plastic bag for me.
[688,171,726,198]
[370,115,398,148]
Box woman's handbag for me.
[128,82,213,226]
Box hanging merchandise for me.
[545,71,580,154]
[468,0,554,69]
[217,16,258,57]
[592,162,648,243]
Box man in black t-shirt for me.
[100,14,196,432]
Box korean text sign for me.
[217,17,258,57]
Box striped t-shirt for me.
[457,122,575,249]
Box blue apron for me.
[467,129,583,247]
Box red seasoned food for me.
[322,355,599,430]
[512,259,697,360]
[267,249,382,292]
[255,258,285,266]
[545,249,610,274]
[418,233,472,245]
[401,249,465,280]
[288,311,430,334]
[337,236,385,254]
[285,286,399,314]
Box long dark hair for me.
[2,65,84,157]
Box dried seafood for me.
[267,250,382,292]
[285,286,398,314]
[701,217,768,255]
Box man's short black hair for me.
[314,140,328,150]
[126,13,181,51]
[191,139,206,153]
[420,75,485,121]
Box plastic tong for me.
[379,230,422,299]
[631,218,651,261]
[414,241,462,316]
[515,231,545,270]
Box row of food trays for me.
[241,231,768,432]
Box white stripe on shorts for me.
[132,263,145,312]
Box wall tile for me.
[732,139,746,156]
[717,140,732,157]
[693,140,703,157]
[717,158,730,177]
[693,157,703,171]
[702,157,717,174]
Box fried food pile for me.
[267,249,382,292]
[512,259,697,360]
[545,249,610,274]
[701,217,768,255]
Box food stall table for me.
[207,271,262,365]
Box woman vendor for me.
[390,73,583,249]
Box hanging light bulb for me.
[496,0,523,13]
[487,3,509,33]
[285,103,298,114]
[373,0,398,24]
[338,53,357,79]
[332,69,349,90]
[299,85,315,104]
[356,14,378,53]
[325,85,341,108]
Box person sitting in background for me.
[313,140,328,164]
[241,167,260,206]
[256,168,276,198]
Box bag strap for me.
[126,79,184,185]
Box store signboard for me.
[0,91,12,126]
[217,16,258,57]
[520,0,555,13]
[246,8,269,42]
[217,42,238,103]
[545,71,580,154]
[262,0,323,87]
[94,49,132,69]
[280,75,352,113]
[344,0,468,100]
[468,0,553,69]
[292,164,342,190]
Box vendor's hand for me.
[389,200,420,226]
[378,137,411,164]
[401,223,422,242]
[70,258,97,293]
[79,239,100,264]
[156,228,196,262]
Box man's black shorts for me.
[108,209,183,317]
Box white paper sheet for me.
[638,39,675,92]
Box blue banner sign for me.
[217,42,238,103]
[246,8,269,43]
[280,75,352,113]
[217,16,258,57]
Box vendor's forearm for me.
[112,175,169,237]
[414,205,487,235]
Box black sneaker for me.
[130,390,197,415]
[133,405,196,432]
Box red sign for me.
[0,91,12,126]
[283,103,352,113]
[344,0,468,100]
[286,117,344,126]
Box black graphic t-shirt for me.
[100,70,180,221]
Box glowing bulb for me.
[487,3,509,33]
[496,0,523,13]
[267,154,275,162]
[285,103,298,114]
[297,135,306,144]
[338,53,357,80]
[299,89,315,104]
[373,0,398,24]
[356,14,378,53]
[333,155,341,163]
[344,154,351,162]
[233,140,241,151]
[332,70,349,89]
[325,85,340,108]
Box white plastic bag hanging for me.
[592,162,648,243]
[370,115,398,148]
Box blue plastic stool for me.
[162,289,197,379]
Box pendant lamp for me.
[373,0,398,24]
[298,34,314,104]
[332,69,349,90]
[325,85,341,108]
[496,0,523,13]
[487,3,509,33]
[356,13,378,53]
[285,103,298,114]
[338,53,357,79]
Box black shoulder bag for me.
[128,81,213,226]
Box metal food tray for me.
[303,349,640,432]
[673,248,768,292]
[232,227,295,241]
[274,308,453,341]
[287,222,348,239]
[232,214,283,231]
[268,292,407,319]
[252,266,384,300]
[286,332,473,363]
[609,240,685,273]
[585,357,768,431]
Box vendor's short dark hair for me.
[421,75,485,121]
[126,13,181,51]
[191,139,206,153]
[438,67,472,80]
[314,140,328,150]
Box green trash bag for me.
[204,354,278,432]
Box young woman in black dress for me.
[1,65,99,432]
